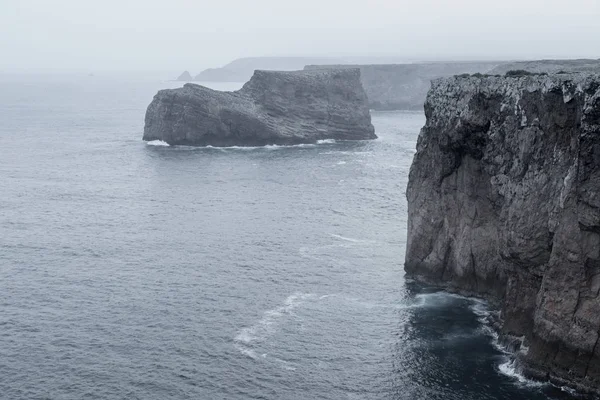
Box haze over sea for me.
[0,73,582,399]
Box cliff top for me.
[178,68,363,98]
[429,72,600,105]
[488,59,600,75]
[144,67,374,146]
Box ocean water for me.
[0,73,582,400]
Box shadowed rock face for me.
[143,69,376,146]
[406,73,600,393]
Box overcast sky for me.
[1,0,599,72]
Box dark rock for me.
[405,73,600,393]
[176,71,193,81]
[143,68,376,146]
[305,63,501,110]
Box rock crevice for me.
[405,73,600,393]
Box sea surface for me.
[0,73,582,399]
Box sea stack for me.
[405,72,600,393]
[143,69,376,146]
[176,71,193,81]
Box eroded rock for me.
[144,69,376,146]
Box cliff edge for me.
[406,73,600,392]
[143,68,376,146]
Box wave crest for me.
[233,292,315,358]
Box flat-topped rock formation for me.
[143,68,376,146]
[489,59,600,75]
[305,62,501,110]
[193,57,345,82]
[405,72,600,393]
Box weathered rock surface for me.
[176,71,193,81]
[405,73,600,393]
[143,68,376,146]
[305,62,501,110]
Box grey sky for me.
[1,0,599,72]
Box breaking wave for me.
[233,292,316,357]
[147,140,342,151]
[145,140,170,146]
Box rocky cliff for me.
[305,62,501,110]
[143,68,376,146]
[405,73,600,393]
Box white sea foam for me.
[163,142,325,151]
[329,233,375,244]
[316,139,336,144]
[233,292,315,358]
[559,385,579,396]
[234,343,259,360]
[338,294,426,311]
[336,161,347,165]
[145,140,170,146]
[201,144,261,151]
[201,143,318,150]
[499,359,525,382]
[498,359,546,388]
[413,292,470,308]
[470,301,494,325]
[468,300,549,388]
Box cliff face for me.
[143,69,376,146]
[405,73,600,392]
[305,62,500,110]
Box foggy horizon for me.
[2,0,599,73]
[3,0,600,398]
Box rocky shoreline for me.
[405,72,600,394]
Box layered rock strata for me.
[144,69,376,146]
[405,73,600,393]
